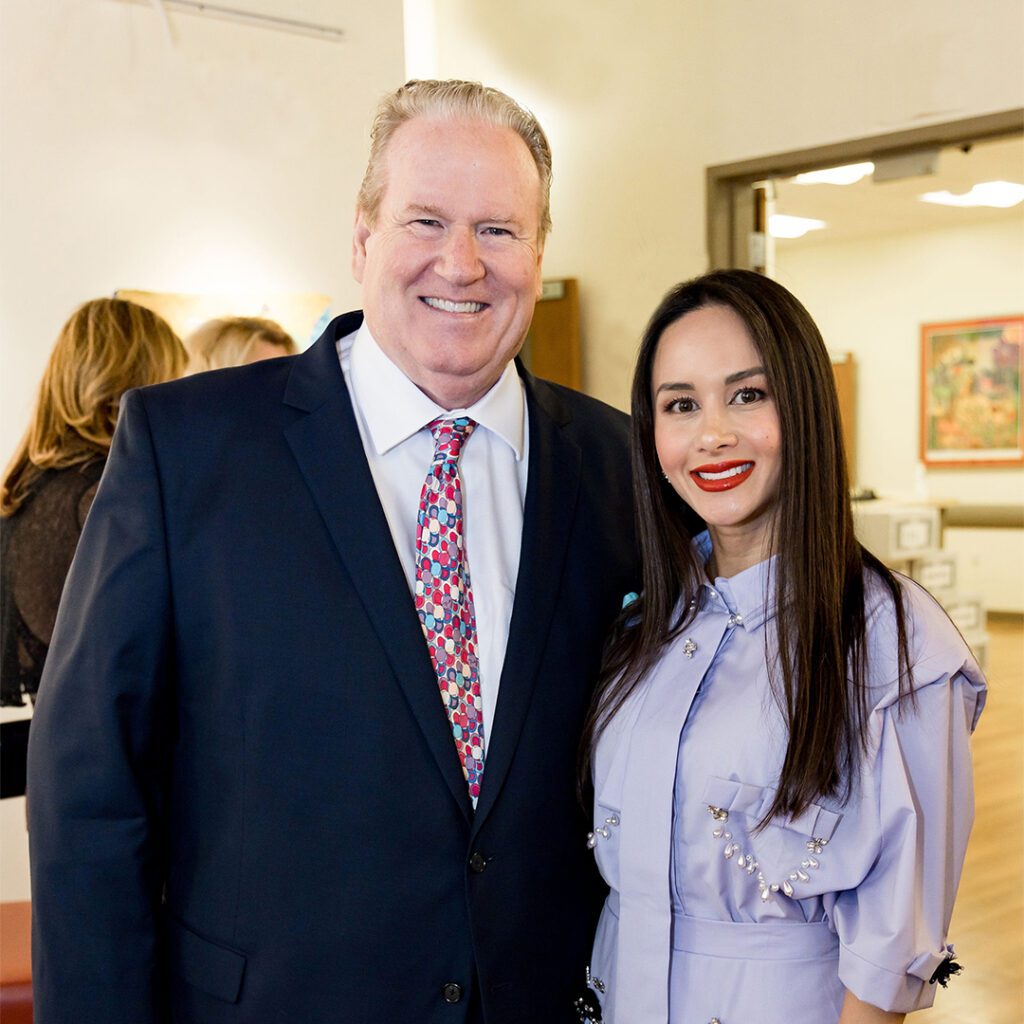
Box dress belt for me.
[671,911,839,960]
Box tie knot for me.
[429,416,477,462]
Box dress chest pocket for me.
[702,776,842,902]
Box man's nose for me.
[436,227,485,284]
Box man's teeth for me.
[696,463,753,481]
[423,297,485,313]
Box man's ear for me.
[352,207,371,284]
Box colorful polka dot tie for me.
[415,416,485,802]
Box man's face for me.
[352,116,545,410]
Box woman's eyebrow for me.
[724,366,765,385]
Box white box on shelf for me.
[919,586,957,611]
[945,594,987,636]
[855,503,941,564]
[909,553,958,594]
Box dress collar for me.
[348,320,525,459]
[692,531,778,630]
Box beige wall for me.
[776,215,1024,502]
[2,0,1022,899]
[0,0,405,902]
[0,0,406,458]
[777,215,1024,613]
[431,0,1024,409]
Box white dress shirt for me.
[338,321,529,751]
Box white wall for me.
[776,215,1024,502]
[0,0,406,459]
[3,0,1022,903]
[0,0,405,902]
[430,0,1024,408]
[777,215,1024,613]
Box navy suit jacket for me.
[27,312,638,1023]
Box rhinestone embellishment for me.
[587,814,621,849]
[706,805,830,901]
[682,638,698,659]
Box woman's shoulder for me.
[862,567,984,709]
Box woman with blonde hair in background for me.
[184,315,296,373]
[1,298,186,726]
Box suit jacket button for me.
[442,982,464,1003]
[469,851,488,873]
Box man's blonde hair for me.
[357,79,553,240]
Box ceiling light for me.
[791,162,874,186]
[769,214,827,239]
[919,180,1024,208]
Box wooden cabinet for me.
[831,352,856,483]
[520,278,581,390]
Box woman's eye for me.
[666,397,697,413]
[732,387,766,405]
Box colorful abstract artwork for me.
[920,316,1023,467]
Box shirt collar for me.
[349,320,525,459]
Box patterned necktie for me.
[415,416,485,802]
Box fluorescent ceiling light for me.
[769,214,827,239]
[919,180,1024,209]
[791,162,874,186]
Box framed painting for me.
[920,315,1023,467]
[114,290,332,352]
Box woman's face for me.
[651,303,781,569]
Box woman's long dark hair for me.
[582,269,910,824]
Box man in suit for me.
[28,80,637,1023]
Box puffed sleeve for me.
[831,586,986,1012]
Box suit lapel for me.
[282,316,473,820]
[474,372,582,828]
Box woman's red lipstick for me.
[689,460,755,492]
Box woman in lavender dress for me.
[580,270,984,1024]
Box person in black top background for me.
[1,297,186,796]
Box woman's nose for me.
[698,410,738,451]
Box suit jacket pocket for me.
[168,916,247,1004]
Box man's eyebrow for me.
[405,204,519,225]
[405,204,447,218]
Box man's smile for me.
[421,296,488,314]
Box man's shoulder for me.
[147,352,297,402]
[524,374,629,437]
[123,355,308,448]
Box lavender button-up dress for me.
[587,535,986,1023]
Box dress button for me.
[442,982,464,1003]
[469,851,488,873]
